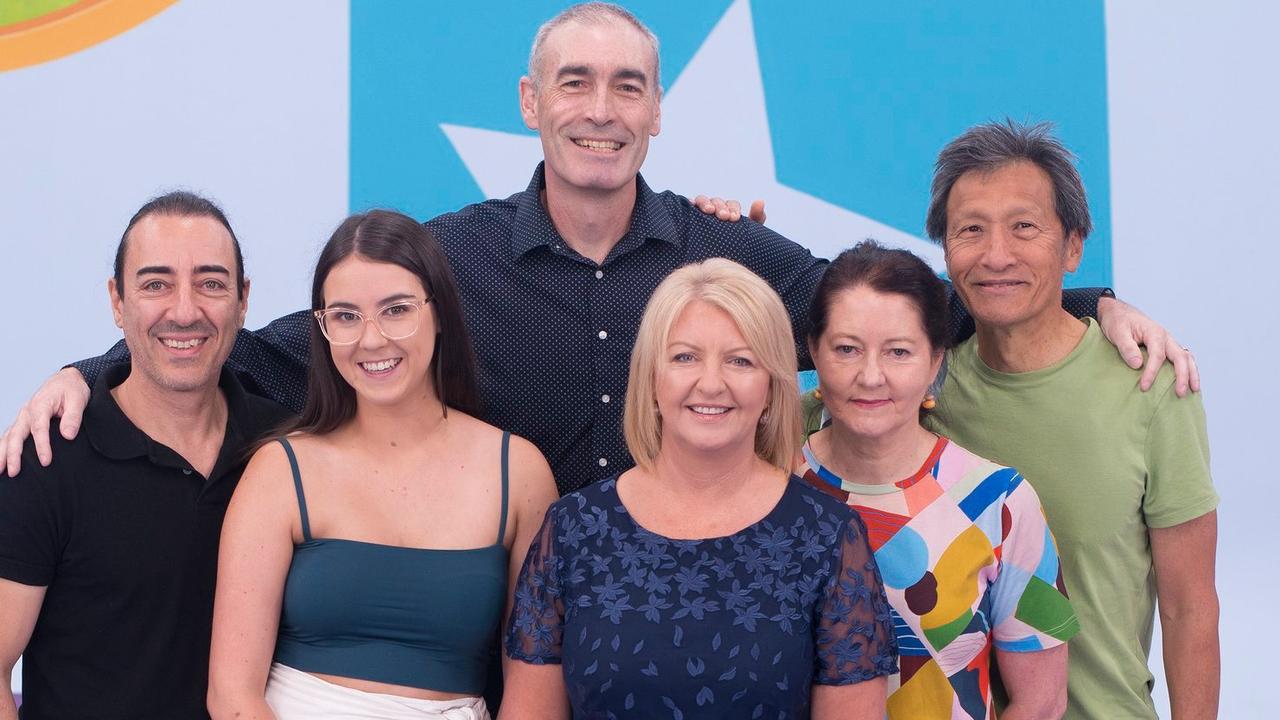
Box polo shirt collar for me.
[510,162,682,260]
[84,363,258,474]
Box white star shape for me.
[439,0,944,269]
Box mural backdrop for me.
[0,1,1273,716]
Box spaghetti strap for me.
[497,431,511,546]
[277,438,312,542]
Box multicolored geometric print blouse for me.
[801,436,1079,720]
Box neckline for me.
[606,475,800,543]
[965,317,1100,387]
[301,536,505,555]
[803,435,948,495]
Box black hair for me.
[286,210,481,436]
[114,190,245,297]
[806,240,950,355]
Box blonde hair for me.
[624,259,801,471]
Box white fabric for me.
[265,663,490,720]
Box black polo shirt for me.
[0,363,288,720]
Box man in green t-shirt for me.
[923,121,1218,720]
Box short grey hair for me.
[925,119,1092,244]
[527,2,661,92]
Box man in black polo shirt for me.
[0,192,287,720]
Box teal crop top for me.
[272,434,509,694]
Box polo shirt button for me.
[182,469,193,475]
[597,330,608,340]
[601,394,610,403]
[595,270,604,279]
[598,457,608,467]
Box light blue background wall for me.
[1,1,1274,715]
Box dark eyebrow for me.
[555,65,591,81]
[378,293,417,306]
[195,265,230,276]
[324,293,418,312]
[612,68,648,86]
[136,265,173,277]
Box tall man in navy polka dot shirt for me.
[2,2,1196,496]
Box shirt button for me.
[598,330,608,340]
[182,469,193,475]
[598,457,608,467]
[595,270,604,279]
[601,394,611,403]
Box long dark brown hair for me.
[284,210,480,437]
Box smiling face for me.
[519,17,661,199]
[320,255,438,408]
[811,286,943,443]
[109,214,247,394]
[943,160,1083,334]
[655,300,770,459]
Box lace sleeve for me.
[504,505,566,664]
[813,512,898,684]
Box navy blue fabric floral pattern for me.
[506,477,897,719]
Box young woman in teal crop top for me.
[207,211,557,719]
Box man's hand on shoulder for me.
[1097,295,1200,397]
[2,367,91,478]
[693,195,767,224]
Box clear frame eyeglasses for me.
[313,297,432,346]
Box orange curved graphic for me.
[0,0,177,72]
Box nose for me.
[856,353,885,388]
[693,361,727,394]
[979,226,1017,271]
[358,316,388,349]
[586,85,614,125]
[170,283,200,325]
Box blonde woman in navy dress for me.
[207,211,558,719]
[501,259,897,719]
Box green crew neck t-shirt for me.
[928,318,1217,720]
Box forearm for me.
[207,687,277,720]
[998,699,1066,720]
[0,674,15,720]
[0,664,16,720]
[1162,609,1220,719]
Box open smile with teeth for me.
[689,405,729,415]
[360,358,401,373]
[574,138,623,152]
[161,338,205,350]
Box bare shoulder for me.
[235,434,310,502]
[504,433,554,490]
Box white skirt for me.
[265,662,490,720]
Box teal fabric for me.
[272,434,510,694]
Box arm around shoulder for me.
[207,441,304,720]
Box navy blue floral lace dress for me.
[506,476,897,719]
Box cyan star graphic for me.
[440,0,945,269]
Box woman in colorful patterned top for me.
[796,241,1079,720]
[501,259,897,719]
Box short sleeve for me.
[1142,385,1217,529]
[0,452,64,587]
[505,505,566,664]
[813,513,898,684]
[990,474,1080,651]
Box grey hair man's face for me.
[519,18,662,197]
[942,160,1083,333]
